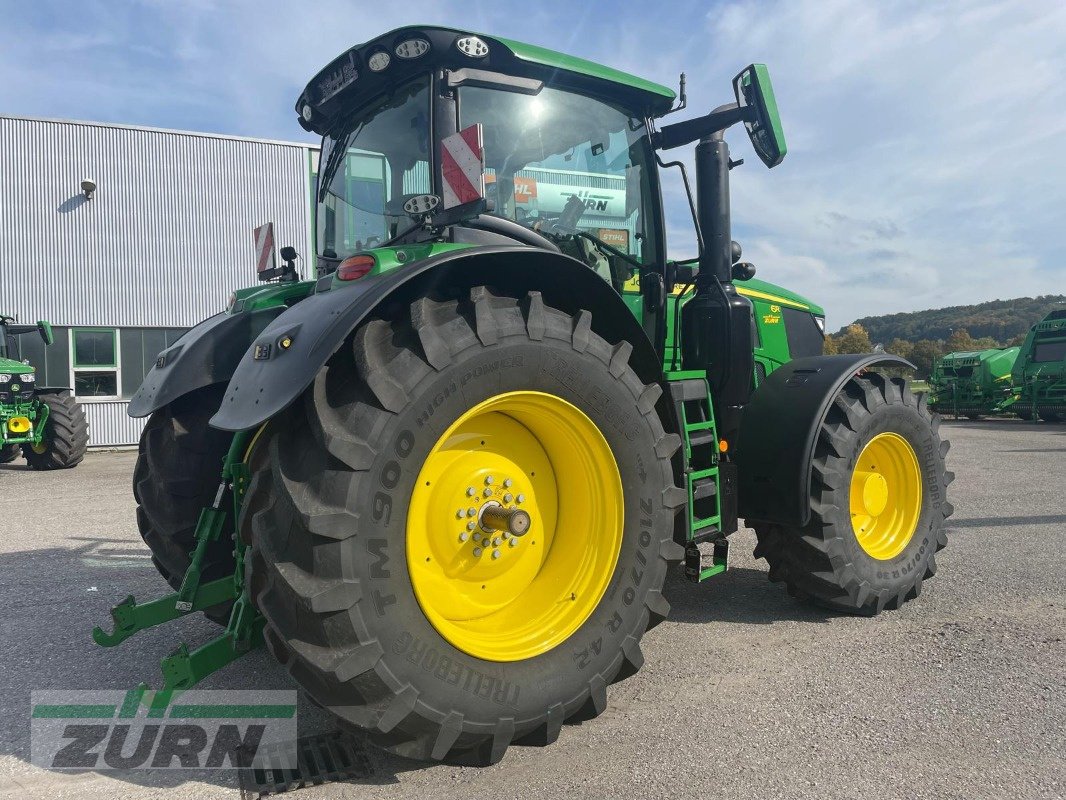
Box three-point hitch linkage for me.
[93,429,264,689]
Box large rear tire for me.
[134,386,235,623]
[752,374,953,614]
[243,287,684,763]
[23,391,88,470]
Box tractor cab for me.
[305,27,670,292]
[299,26,786,445]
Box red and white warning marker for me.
[440,123,486,209]
[253,222,276,276]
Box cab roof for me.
[296,26,676,134]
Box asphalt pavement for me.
[0,418,1062,799]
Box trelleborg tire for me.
[752,374,954,614]
[23,391,88,470]
[244,287,685,764]
[134,385,235,623]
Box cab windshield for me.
[316,77,431,263]
[459,84,659,267]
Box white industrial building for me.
[0,115,318,446]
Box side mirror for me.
[37,321,54,347]
[732,64,787,168]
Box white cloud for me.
[686,0,1066,328]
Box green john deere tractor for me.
[928,346,1020,419]
[1011,308,1066,422]
[1,315,88,468]
[96,27,953,763]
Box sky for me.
[3,0,1064,330]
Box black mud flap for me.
[735,354,914,527]
[127,308,286,418]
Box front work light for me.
[456,36,489,57]
[395,38,430,59]
[368,51,390,72]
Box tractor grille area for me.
[237,730,375,798]
[0,386,34,403]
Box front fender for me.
[127,308,286,417]
[210,246,670,433]
[735,354,914,527]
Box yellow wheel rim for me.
[849,432,922,560]
[31,441,47,454]
[407,390,623,662]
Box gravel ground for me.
[0,418,1062,799]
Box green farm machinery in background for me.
[0,315,88,468]
[1011,309,1066,422]
[928,346,1020,419]
[94,27,952,764]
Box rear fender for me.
[735,354,914,527]
[209,246,679,442]
[126,308,287,417]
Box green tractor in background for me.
[928,346,1020,419]
[0,315,88,468]
[1011,308,1066,422]
[96,27,953,764]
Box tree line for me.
[834,295,1065,344]
[824,325,1011,377]
[824,295,1066,378]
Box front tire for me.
[244,287,684,763]
[0,444,20,464]
[134,386,235,622]
[23,391,88,470]
[753,375,953,614]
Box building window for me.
[71,328,120,399]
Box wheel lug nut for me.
[483,488,493,497]
[466,487,475,497]
[504,493,513,503]
[467,507,477,517]
[493,537,501,546]
[509,538,519,547]
[485,476,494,485]
[467,521,476,531]
[504,478,513,488]
[492,549,501,559]
[473,532,482,542]
[459,532,469,542]
[473,547,483,557]
[456,509,464,519]
[517,494,526,504]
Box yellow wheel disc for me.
[407,391,623,662]
[849,432,922,560]
[31,442,47,454]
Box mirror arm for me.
[652,103,752,151]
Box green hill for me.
[836,295,1066,344]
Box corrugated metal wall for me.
[83,402,147,448]
[0,116,316,446]
[0,116,313,327]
